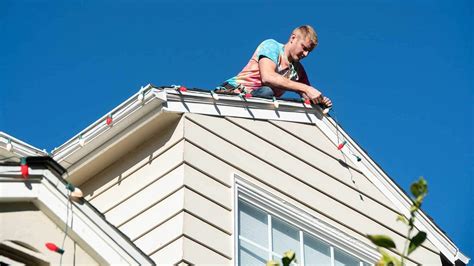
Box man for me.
[218,25,332,107]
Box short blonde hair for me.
[292,25,318,47]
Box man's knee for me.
[251,86,274,98]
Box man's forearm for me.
[261,72,310,94]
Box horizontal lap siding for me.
[226,116,393,207]
[135,212,184,255]
[149,237,184,264]
[270,119,355,165]
[183,113,439,264]
[89,140,185,213]
[182,236,231,264]
[134,211,232,259]
[149,236,231,265]
[183,164,232,210]
[106,165,184,227]
[82,116,185,200]
[182,212,233,258]
[119,188,185,241]
[81,114,234,264]
[183,186,233,234]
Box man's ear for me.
[289,33,297,43]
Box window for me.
[235,178,377,266]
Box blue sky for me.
[1,0,472,260]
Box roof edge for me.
[0,132,48,158]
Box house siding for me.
[182,113,442,265]
[79,112,443,265]
[79,115,233,264]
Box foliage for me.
[367,177,428,265]
[266,250,296,266]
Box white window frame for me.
[234,175,379,265]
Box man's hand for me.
[321,96,332,107]
[304,86,332,107]
[304,86,322,102]
[303,88,332,107]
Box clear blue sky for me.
[1,0,472,260]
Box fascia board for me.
[161,88,324,120]
[0,167,153,265]
[0,132,48,159]
[63,103,168,184]
[52,84,163,167]
[52,84,155,160]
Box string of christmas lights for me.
[42,171,82,264]
[330,109,364,200]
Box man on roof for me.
[217,25,332,107]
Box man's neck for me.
[283,45,293,65]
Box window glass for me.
[237,198,369,266]
[334,248,360,266]
[303,233,331,265]
[239,200,268,247]
[272,217,300,262]
[239,238,268,265]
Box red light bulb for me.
[106,115,113,126]
[337,140,347,150]
[45,242,65,254]
[301,98,310,105]
[20,157,28,179]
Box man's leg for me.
[251,86,274,98]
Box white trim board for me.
[234,174,380,264]
[0,132,48,159]
[0,166,153,265]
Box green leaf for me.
[380,248,393,263]
[391,255,402,266]
[367,235,397,249]
[377,248,401,266]
[408,231,427,255]
[410,177,428,198]
[282,250,296,266]
[266,260,280,266]
[396,215,408,224]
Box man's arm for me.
[297,62,332,107]
[259,57,323,102]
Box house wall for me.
[181,113,442,265]
[81,114,191,264]
[0,202,98,265]
[79,112,443,265]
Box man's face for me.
[289,33,316,62]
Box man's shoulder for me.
[259,39,283,48]
[256,39,283,57]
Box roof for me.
[49,84,468,265]
[0,132,48,163]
